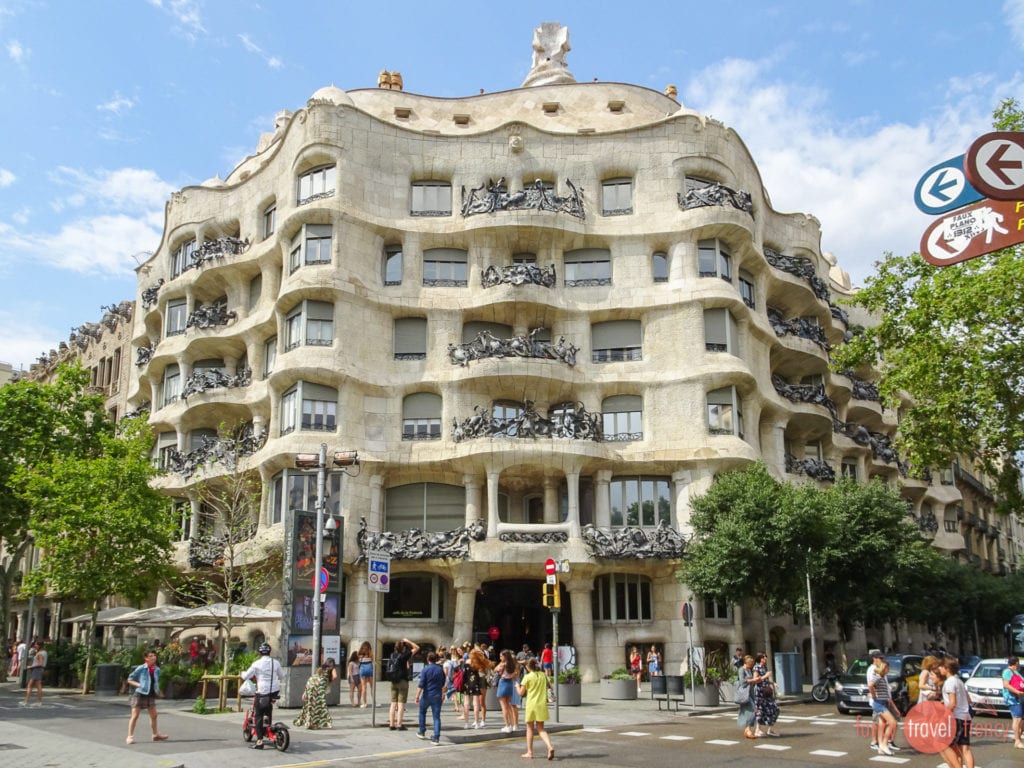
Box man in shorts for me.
[1002,656,1024,748]
[388,638,420,731]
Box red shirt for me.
[541,648,553,664]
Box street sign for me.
[681,601,693,627]
[313,567,329,594]
[488,626,500,641]
[546,574,556,585]
[558,559,571,574]
[367,550,391,593]
[913,154,983,215]
[965,132,1024,200]
[544,558,557,576]
[920,198,1024,267]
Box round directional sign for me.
[313,567,329,594]
[913,154,982,215]
[965,131,1024,200]
[544,558,557,576]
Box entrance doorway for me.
[473,580,573,653]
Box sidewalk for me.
[0,680,809,768]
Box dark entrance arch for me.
[473,579,573,652]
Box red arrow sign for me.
[965,131,1024,200]
[920,198,1024,266]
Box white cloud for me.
[6,38,27,63]
[1006,0,1024,47]
[49,166,175,213]
[97,91,137,115]
[0,307,66,372]
[684,57,1022,286]
[238,33,283,69]
[147,0,206,41]
[0,167,14,187]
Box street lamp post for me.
[295,445,358,683]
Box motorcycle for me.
[811,668,840,703]
[242,695,290,751]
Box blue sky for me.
[0,0,1022,370]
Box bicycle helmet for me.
[258,642,272,655]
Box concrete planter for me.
[718,681,736,703]
[691,684,720,707]
[601,678,638,700]
[557,683,581,706]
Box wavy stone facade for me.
[125,60,1004,681]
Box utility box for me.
[95,663,122,697]
[773,652,803,695]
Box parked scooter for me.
[811,668,840,703]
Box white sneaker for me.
[878,746,893,756]
[464,722,470,729]
[501,725,511,733]
[481,720,487,728]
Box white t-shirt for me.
[242,656,284,695]
[942,674,971,720]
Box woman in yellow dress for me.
[515,658,554,760]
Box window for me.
[704,599,731,620]
[591,320,642,362]
[609,475,669,527]
[564,248,611,287]
[422,248,467,287]
[248,274,262,310]
[841,459,858,480]
[297,164,336,204]
[280,381,337,435]
[703,308,739,354]
[602,395,643,441]
[269,468,342,525]
[393,317,427,360]
[513,252,536,264]
[601,177,633,215]
[592,573,652,622]
[944,508,960,533]
[383,245,403,286]
[462,321,512,343]
[165,299,187,337]
[804,442,823,461]
[492,400,524,437]
[171,239,196,278]
[155,432,178,470]
[697,238,732,282]
[382,574,447,620]
[263,336,277,377]
[410,181,452,216]
[262,203,276,239]
[171,498,191,541]
[738,269,755,308]
[707,386,743,438]
[284,300,334,350]
[402,393,442,440]
[288,224,332,273]
[190,427,217,452]
[652,252,668,282]
[385,482,465,532]
[162,364,180,408]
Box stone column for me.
[486,471,500,538]
[594,469,612,528]
[731,603,745,649]
[565,471,580,538]
[368,474,384,533]
[452,577,479,645]
[464,474,482,527]
[671,470,693,535]
[543,477,559,524]
[566,578,599,682]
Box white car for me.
[964,658,1011,716]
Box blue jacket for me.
[128,663,161,695]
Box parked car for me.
[964,658,1010,716]
[958,656,982,682]
[834,654,923,715]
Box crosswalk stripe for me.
[869,757,909,764]
[810,749,848,757]
[660,735,693,741]
[619,731,651,737]
[706,739,739,745]
[755,743,791,751]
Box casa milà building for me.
[126,23,981,681]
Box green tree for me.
[0,363,107,681]
[833,100,1024,510]
[18,417,177,692]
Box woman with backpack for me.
[387,638,419,731]
[465,648,493,729]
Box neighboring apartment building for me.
[12,25,1013,675]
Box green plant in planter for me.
[605,667,634,681]
[681,668,706,687]
[191,696,210,715]
[557,668,581,684]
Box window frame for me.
[383,245,403,286]
[162,365,181,408]
[652,251,669,283]
[401,392,443,440]
[284,299,334,351]
[601,177,633,216]
[563,248,611,287]
[703,307,740,354]
[592,573,652,623]
[280,381,338,435]
[591,320,642,363]
[297,164,336,205]
[393,317,427,360]
[410,180,453,217]
[697,238,733,283]
[165,299,187,337]
[738,269,756,309]
[288,223,333,274]
[422,248,468,287]
[171,238,196,278]
[602,395,643,442]
[382,574,447,621]
[609,475,670,528]
[262,203,277,239]
[706,385,744,438]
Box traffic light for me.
[542,581,560,609]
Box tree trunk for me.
[762,607,773,675]
[81,600,99,695]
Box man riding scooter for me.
[241,643,285,749]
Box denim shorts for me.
[1009,699,1023,719]
[870,699,888,715]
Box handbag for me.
[1010,672,1024,695]
[734,682,750,705]
[239,678,256,697]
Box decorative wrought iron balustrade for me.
[452,400,601,442]
[355,517,486,562]
[481,263,557,288]
[581,521,688,559]
[448,330,578,367]
[461,178,585,219]
[677,182,753,215]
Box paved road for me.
[2,683,1021,768]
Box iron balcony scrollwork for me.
[461,178,585,219]
[123,401,151,420]
[481,263,557,289]
[452,400,601,442]
[678,182,753,215]
[767,307,829,352]
[498,530,569,544]
[771,374,838,419]
[166,425,267,479]
[763,248,831,301]
[141,279,164,309]
[180,367,252,400]
[848,375,881,403]
[581,521,688,560]
[831,418,908,476]
[355,517,486,562]
[188,522,258,569]
[188,236,250,270]
[448,328,578,367]
[185,300,236,331]
[784,453,837,482]
[135,345,154,368]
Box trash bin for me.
[95,663,122,697]
[773,652,802,695]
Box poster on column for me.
[291,512,342,589]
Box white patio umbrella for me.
[61,606,137,625]
[138,602,281,629]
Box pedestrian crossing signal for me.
[542,582,560,609]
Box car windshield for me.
[846,657,904,676]
[971,663,1004,679]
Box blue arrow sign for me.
[914,154,984,215]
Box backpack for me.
[452,664,466,693]
[386,651,405,683]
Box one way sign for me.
[914,154,983,215]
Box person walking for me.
[465,647,492,728]
[240,642,285,750]
[22,642,46,707]
[347,651,360,707]
[629,645,643,694]
[646,645,662,678]
[125,650,168,744]
[293,662,334,730]
[752,652,780,737]
[1002,656,1024,749]
[356,640,374,708]
[415,651,446,745]
[737,654,759,740]
[494,649,521,733]
[938,656,975,768]
[388,638,420,731]
[867,653,899,756]
[516,658,555,760]
[919,655,941,704]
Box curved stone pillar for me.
[566,578,598,682]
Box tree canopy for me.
[832,99,1024,510]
